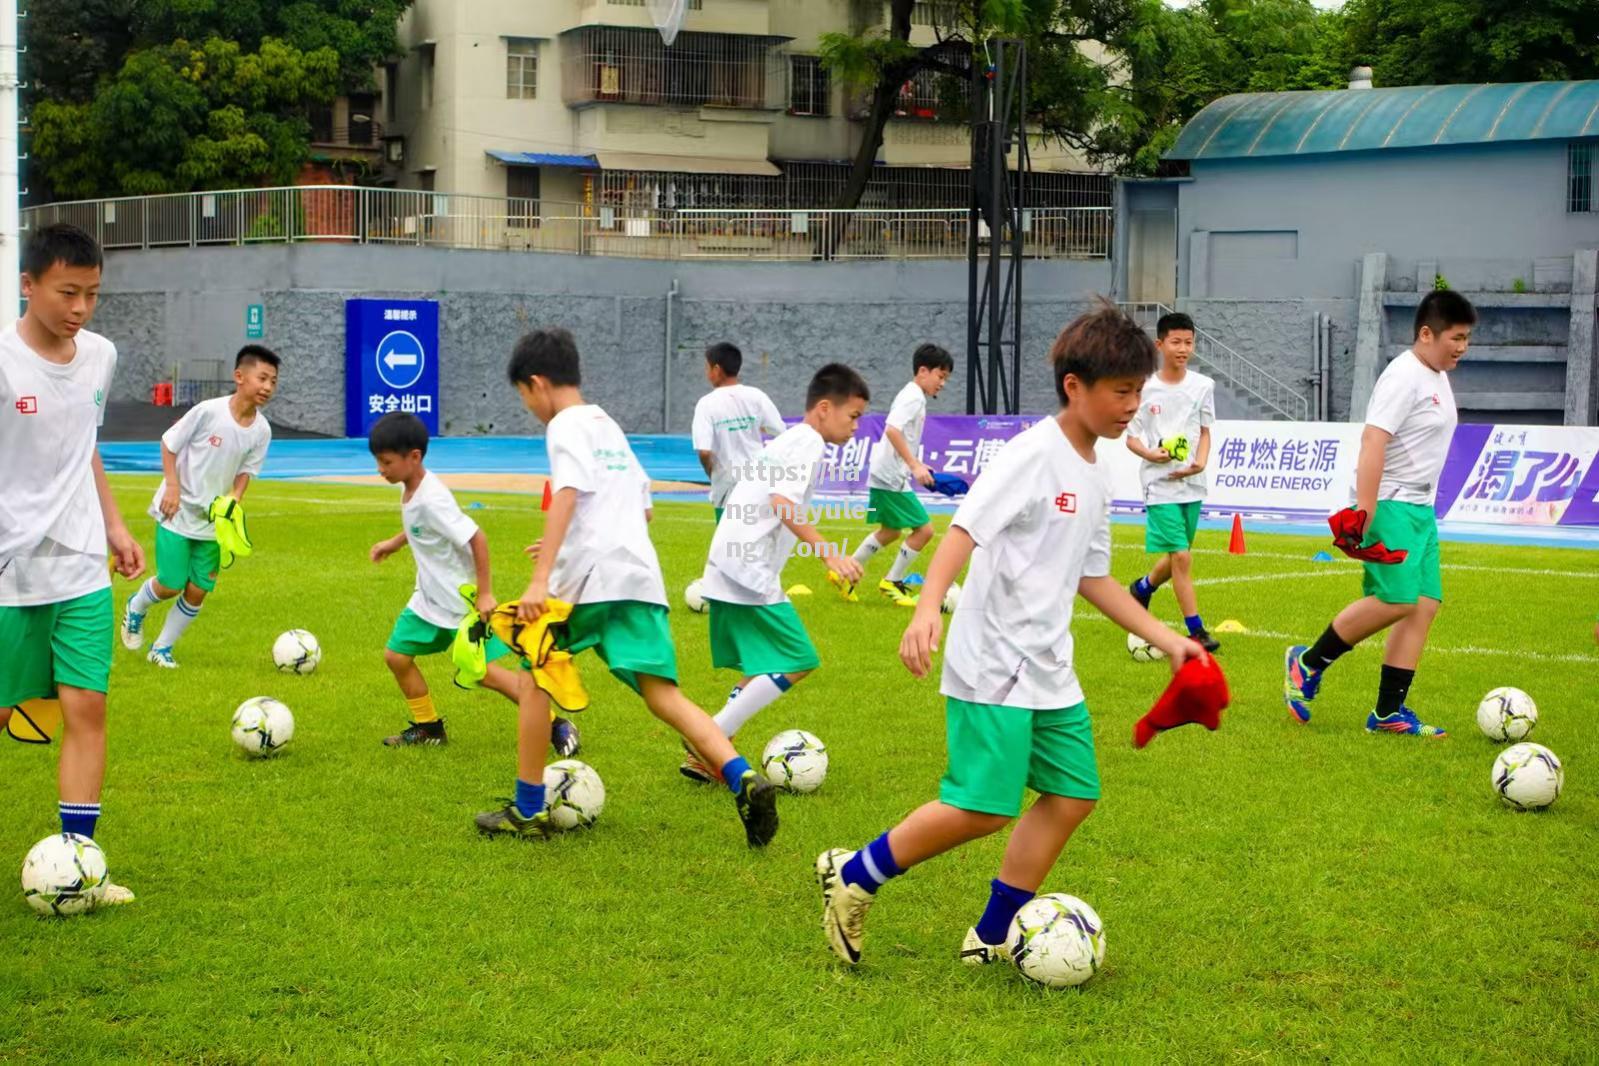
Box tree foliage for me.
[1337,0,1599,86]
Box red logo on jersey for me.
[1148,404,1162,415]
[208,434,223,447]
[1055,492,1077,513]
[1430,394,1440,406]
[15,396,37,414]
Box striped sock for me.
[128,579,162,616]
[59,801,101,839]
[406,694,438,725]
[155,597,201,649]
[841,831,903,894]
[713,673,792,737]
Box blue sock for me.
[1134,576,1154,598]
[841,831,904,894]
[513,778,546,819]
[1185,614,1204,634]
[974,878,1035,945]
[721,755,753,794]
[59,802,100,839]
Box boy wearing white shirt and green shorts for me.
[690,341,785,525]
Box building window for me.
[348,93,376,146]
[1571,142,1595,213]
[507,39,538,99]
[561,26,780,110]
[893,68,962,120]
[508,166,540,223]
[419,44,435,110]
[384,63,399,123]
[789,56,829,117]
[884,2,957,27]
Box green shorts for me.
[707,600,821,676]
[386,608,511,660]
[1361,500,1442,605]
[155,525,222,593]
[0,588,114,704]
[867,487,930,531]
[1145,501,1201,553]
[554,600,678,695]
[939,697,1100,816]
[714,505,724,524]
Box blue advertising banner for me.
[344,298,440,437]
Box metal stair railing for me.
[1118,301,1310,421]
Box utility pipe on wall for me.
[663,277,678,431]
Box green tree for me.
[1338,0,1599,86]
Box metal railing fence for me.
[1119,301,1311,422]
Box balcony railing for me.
[21,186,1113,262]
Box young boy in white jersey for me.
[816,306,1206,968]
[0,223,143,905]
[690,341,786,524]
[1126,312,1221,652]
[474,328,779,846]
[1284,290,1476,737]
[679,364,869,783]
[367,412,580,754]
[835,343,953,607]
[120,345,277,667]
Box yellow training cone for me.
[1214,619,1247,634]
[786,584,813,597]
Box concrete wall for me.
[95,245,1113,437]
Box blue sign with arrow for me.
[345,298,440,437]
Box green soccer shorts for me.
[155,525,222,593]
[0,588,114,704]
[867,487,931,531]
[939,697,1100,817]
[554,600,679,695]
[1361,500,1442,606]
[1144,501,1202,554]
[386,608,511,660]
[707,600,820,676]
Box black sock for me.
[1375,665,1415,718]
[1300,624,1353,673]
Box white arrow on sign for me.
[384,350,419,369]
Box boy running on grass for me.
[690,341,785,525]
[1126,312,1220,652]
[121,345,277,667]
[0,223,143,905]
[833,343,953,606]
[367,412,580,754]
[816,305,1205,967]
[475,328,779,846]
[1284,289,1476,737]
[680,364,869,783]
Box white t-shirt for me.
[941,418,1112,710]
[1129,369,1215,506]
[546,404,668,607]
[867,381,929,491]
[1364,350,1457,505]
[690,383,786,508]
[400,471,482,629]
[0,324,118,606]
[148,396,272,540]
[701,422,825,606]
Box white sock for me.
[713,674,791,737]
[155,598,202,649]
[886,544,922,583]
[851,537,883,566]
[128,579,162,616]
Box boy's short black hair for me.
[367,412,429,458]
[912,343,954,374]
[806,362,871,409]
[1414,290,1477,340]
[705,342,743,377]
[236,344,280,371]
[1049,304,1158,406]
[23,222,102,278]
[1156,312,1195,339]
[507,328,582,387]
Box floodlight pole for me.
[0,0,19,328]
[965,38,1027,416]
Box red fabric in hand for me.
[1328,507,1408,565]
[1133,655,1231,749]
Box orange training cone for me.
[1228,513,1246,555]
[541,479,553,512]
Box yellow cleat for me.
[826,570,859,603]
[878,579,919,607]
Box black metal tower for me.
[966,38,1028,416]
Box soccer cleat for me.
[1366,706,1448,738]
[96,881,136,908]
[383,719,447,747]
[959,927,1011,967]
[551,716,581,757]
[878,579,919,607]
[474,802,553,839]
[678,740,719,785]
[817,848,874,965]
[1283,644,1321,723]
[146,646,178,669]
[120,607,145,651]
[826,570,859,603]
[735,770,779,847]
[1129,578,1152,609]
[1190,628,1221,653]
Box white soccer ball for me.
[232,696,295,756]
[1127,631,1166,662]
[1475,686,1538,742]
[543,759,606,829]
[1491,742,1563,811]
[942,582,961,614]
[683,580,708,614]
[761,729,829,793]
[21,833,107,917]
[1008,893,1106,988]
[272,629,322,675]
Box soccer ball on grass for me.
[543,759,606,829]
[1475,687,1537,742]
[683,580,708,614]
[761,729,829,793]
[1008,893,1106,988]
[272,629,321,675]
[1491,743,1563,810]
[1127,631,1166,663]
[232,697,295,756]
[21,833,107,917]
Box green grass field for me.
[4,475,1597,1063]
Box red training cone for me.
[540,480,553,512]
[1228,513,1246,555]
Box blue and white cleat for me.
[147,646,178,669]
[120,607,146,651]
[1283,645,1321,723]
[1366,706,1447,738]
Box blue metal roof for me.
[486,150,596,168]
[1168,81,1599,161]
